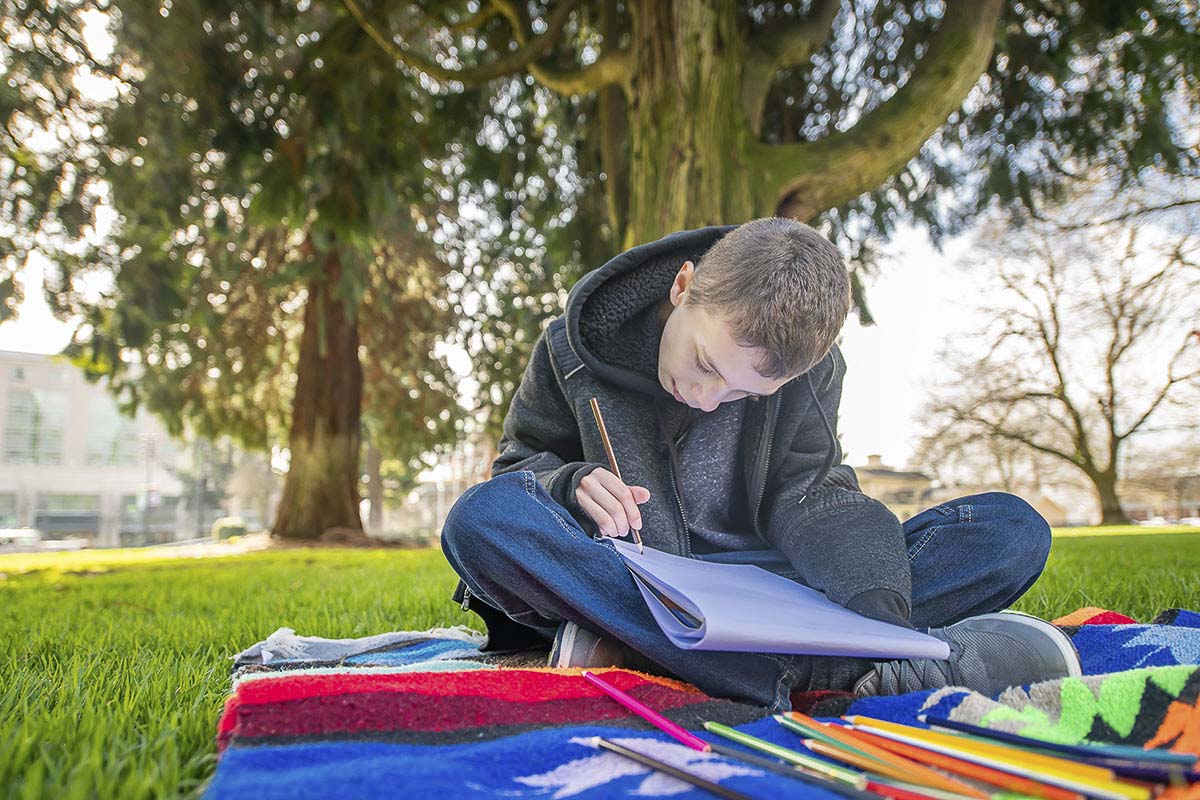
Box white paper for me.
[612,540,952,660]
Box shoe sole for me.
[549,622,577,669]
[976,610,1083,679]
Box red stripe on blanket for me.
[227,683,707,740]
[216,669,700,745]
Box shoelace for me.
[878,635,965,695]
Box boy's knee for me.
[985,492,1052,585]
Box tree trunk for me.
[271,247,365,539]
[366,442,383,532]
[623,1,762,247]
[1091,470,1130,526]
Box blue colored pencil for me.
[918,714,1198,767]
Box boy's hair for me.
[686,217,850,380]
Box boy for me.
[441,218,1080,711]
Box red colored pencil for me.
[865,779,947,800]
[840,724,1085,800]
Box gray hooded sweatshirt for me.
[452,225,912,650]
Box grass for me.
[1,531,1198,799]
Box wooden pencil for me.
[781,712,989,799]
[838,723,1086,800]
[846,720,1151,800]
[588,396,643,553]
[592,737,752,800]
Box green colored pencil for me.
[703,721,868,788]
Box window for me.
[35,493,101,539]
[86,399,140,466]
[0,493,16,527]
[3,389,67,464]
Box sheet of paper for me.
[612,539,952,660]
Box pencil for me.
[705,740,883,800]
[703,721,868,787]
[581,670,709,752]
[865,778,975,800]
[588,396,643,553]
[781,712,989,799]
[591,737,754,800]
[845,720,1151,800]
[918,713,1200,767]
[838,724,1086,800]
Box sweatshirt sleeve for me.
[761,346,913,615]
[490,322,604,536]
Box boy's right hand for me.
[575,467,651,539]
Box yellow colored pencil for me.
[846,717,1115,780]
[782,713,988,799]
[844,718,1151,800]
[802,739,987,798]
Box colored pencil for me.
[866,778,991,800]
[839,723,1085,800]
[702,721,867,787]
[918,714,1200,767]
[846,720,1152,800]
[705,740,884,800]
[801,738,982,797]
[781,712,989,799]
[592,737,753,800]
[588,397,643,553]
[865,778,959,800]
[847,716,1117,781]
[581,670,709,751]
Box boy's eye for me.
[694,352,714,375]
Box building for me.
[0,350,192,547]
[853,454,936,520]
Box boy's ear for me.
[670,260,696,305]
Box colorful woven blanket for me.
[206,608,1200,798]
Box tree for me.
[918,186,1200,524]
[342,0,1199,318]
[5,1,485,538]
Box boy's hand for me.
[575,467,651,539]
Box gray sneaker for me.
[853,610,1082,698]
[548,621,636,668]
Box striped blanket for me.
[206,608,1200,798]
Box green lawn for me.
[1,531,1198,799]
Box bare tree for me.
[918,192,1200,525]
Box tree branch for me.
[1058,198,1200,230]
[341,0,580,85]
[741,0,841,135]
[528,49,635,96]
[753,0,1002,221]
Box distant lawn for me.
[1,532,1198,798]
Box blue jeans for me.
[440,470,1051,711]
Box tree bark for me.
[271,247,365,539]
[1091,470,1130,526]
[619,0,1002,243]
[366,442,384,532]
[623,1,760,246]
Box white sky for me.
[0,224,979,470]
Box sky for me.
[0,224,981,471]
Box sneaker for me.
[548,621,648,670]
[852,610,1082,698]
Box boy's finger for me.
[592,470,641,532]
[577,493,617,538]
[585,481,631,536]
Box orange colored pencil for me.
[839,725,1085,800]
[785,712,989,800]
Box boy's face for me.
[656,260,791,413]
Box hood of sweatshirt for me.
[564,225,737,398]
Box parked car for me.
[0,527,41,547]
[1136,516,1170,526]
[1179,517,1200,527]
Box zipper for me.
[752,392,781,534]
[460,584,472,611]
[666,441,692,557]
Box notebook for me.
[611,540,952,660]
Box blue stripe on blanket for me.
[206,722,859,800]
